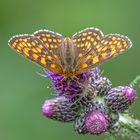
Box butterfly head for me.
[62,68,77,77]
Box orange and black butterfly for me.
[8,27,132,77]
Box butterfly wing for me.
[71,27,104,66]
[8,35,63,74]
[34,30,64,66]
[75,34,132,74]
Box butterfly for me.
[8,27,132,77]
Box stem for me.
[119,113,140,135]
[94,96,105,105]
[130,76,140,89]
[110,134,116,140]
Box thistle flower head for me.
[48,71,89,94]
[74,101,109,135]
[85,111,109,135]
[41,68,101,99]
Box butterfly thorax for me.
[61,37,76,77]
[62,69,77,77]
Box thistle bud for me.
[105,86,136,112]
[42,96,77,122]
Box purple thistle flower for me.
[39,68,101,99]
[85,111,109,135]
[74,101,109,135]
[47,71,90,94]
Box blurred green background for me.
[0,0,140,140]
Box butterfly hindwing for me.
[76,34,132,74]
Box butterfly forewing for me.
[34,30,64,65]
[8,35,63,73]
[76,34,132,74]
[72,28,104,66]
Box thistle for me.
[74,101,109,135]
[105,86,136,112]
[89,69,112,96]
[40,68,140,140]
[41,69,90,99]
[42,96,77,122]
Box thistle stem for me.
[130,76,140,89]
[119,113,140,136]
[110,135,116,140]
